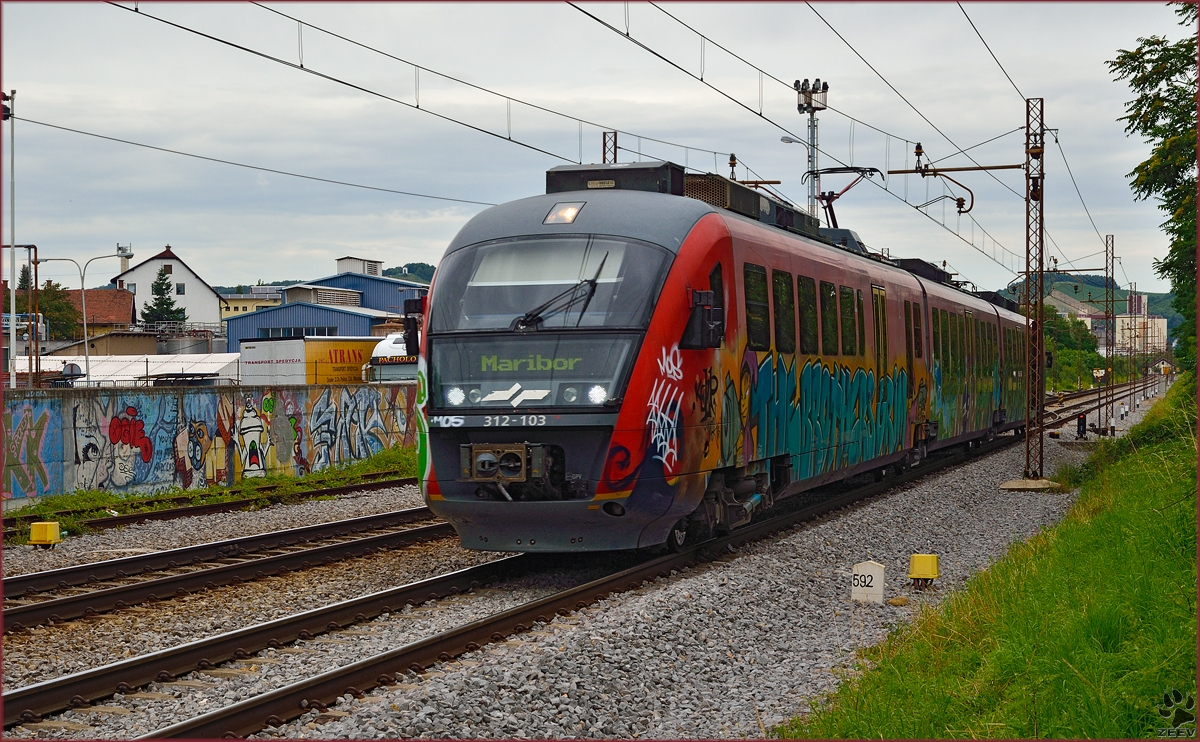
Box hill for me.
[997,274,1182,332]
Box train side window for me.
[912,303,923,358]
[904,301,915,373]
[772,270,797,354]
[820,280,839,356]
[797,276,818,355]
[744,263,771,351]
[940,309,950,369]
[965,312,974,380]
[871,286,888,378]
[710,264,724,309]
[839,286,857,355]
[953,313,963,376]
[932,307,941,365]
[960,315,967,376]
[974,318,982,375]
[856,289,866,356]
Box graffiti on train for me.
[1,384,418,500]
[736,352,909,480]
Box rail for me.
[2,472,414,540]
[5,434,1019,736]
[3,508,446,630]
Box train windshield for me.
[429,235,672,332]
[428,333,638,411]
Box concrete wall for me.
[1,383,417,506]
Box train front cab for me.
[419,191,727,552]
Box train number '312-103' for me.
[484,415,547,427]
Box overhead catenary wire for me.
[571,1,1024,275]
[108,1,577,164]
[952,3,1104,274]
[804,2,1027,204]
[662,1,1093,275]
[15,116,497,206]
[249,2,766,176]
[646,1,917,147]
[957,3,1025,100]
[118,1,780,197]
[1051,133,1111,253]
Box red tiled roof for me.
[66,288,136,325]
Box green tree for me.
[383,262,435,283]
[140,266,188,324]
[1108,2,1197,368]
[16,264,30,290]
[8,280,81,340]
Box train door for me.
[870,285,888,383]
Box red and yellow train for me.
[416,161,1027,552]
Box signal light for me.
[2,92,10,122]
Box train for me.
[414,160,1028,552]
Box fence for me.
[1,382,418,503]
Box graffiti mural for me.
[2,383,419,501]
[3,401,63,499]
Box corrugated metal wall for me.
[224,303,375,351]
[310,274,426,312]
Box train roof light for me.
[543,202,585,224]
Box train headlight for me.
[587,385,608,404]
[563,386,579,403]
[446,387,466,406]
[468,388,483,403]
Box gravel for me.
[5,384,1168,740]
[1,534,502,693]
[2,486,424,577]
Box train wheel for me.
[666,519,689,552]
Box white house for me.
[110,245,227,325]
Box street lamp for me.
[794,77,828,218]
[35,244,134,385]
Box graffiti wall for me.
[1,383,417,502]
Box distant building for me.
[336,256,383,276]
[223,257,428,352]
[47,330,159,357]
[1045,289,1094,328]
[65,288,136,337]
[219,285,282,319]
[1113,314,1169,354]
[111,245,228,325]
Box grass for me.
[775,373,1197,739]
[4,445,417,543]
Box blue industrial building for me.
[223,264,427,352]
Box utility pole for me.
[4,90,13,389]
[1104,235,1115,434]
[795,78,828,219]
[1022,97,1046,480]
[602,131,617,164]
[886,102,1040,482]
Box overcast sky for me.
[0,2,1185,294]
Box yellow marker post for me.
[28,521,63,549]
[908,553,939,589]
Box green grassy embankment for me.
[776,374,1197,739]
[4,445,417,543]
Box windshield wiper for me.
[509,252,608,332]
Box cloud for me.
[0,2,1180,292]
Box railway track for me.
[2,507,448,630]
[2,473,416,542]
[1042,377,1159,429]
[3,433,1020,736]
